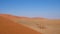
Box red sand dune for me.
[0,16,41,34]
[0,14,30,21]
[0,14,18,19]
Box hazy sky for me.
[0,0,60,19]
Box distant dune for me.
[0,14,60,34]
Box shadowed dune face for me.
[0,16,41,34]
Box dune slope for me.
[0,16,41,34]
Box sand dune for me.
[0,16,41,34]
[0,14,60,34]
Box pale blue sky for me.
[0,0,60,19]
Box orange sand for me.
[0,16,41,34]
